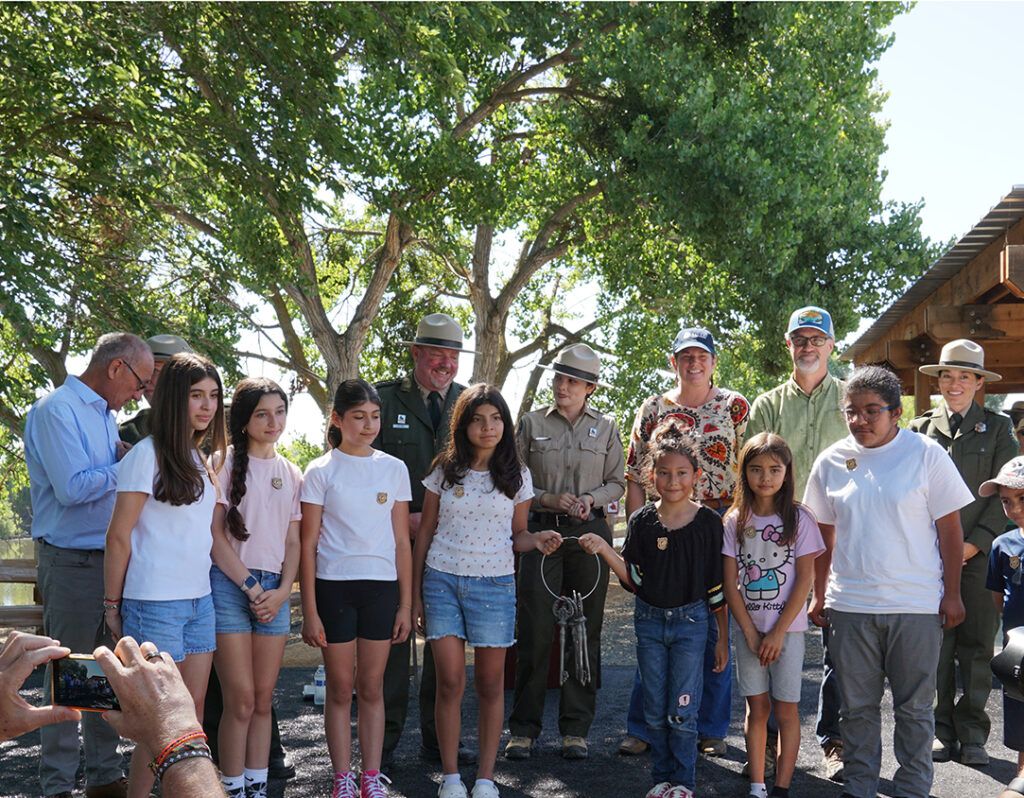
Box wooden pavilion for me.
[843,185,1024,415]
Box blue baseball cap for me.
[671,327,716,356]
[787,306,834,339]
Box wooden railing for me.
[0,557,44,630]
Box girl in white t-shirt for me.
[722,433,823,798]
[104,352,227,798]
[210,378,301,798]
[411,384,562,798]
[300,379,412,798]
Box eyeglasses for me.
[842,405,899,422]
[120,359,148,392]
[789,335,830,349]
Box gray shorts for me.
[734,629,805,702]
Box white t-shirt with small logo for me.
[423,466,534,577]
[301,447,411,581]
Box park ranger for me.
[909,339,1017,767]
[375,312,477,767]
[118,334,192,444]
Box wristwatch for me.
[241,575,259,593]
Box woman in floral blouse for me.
[618,326,749,759]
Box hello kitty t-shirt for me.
[423,465,533,577]
[722,506,824,633]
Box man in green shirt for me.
[745,305,848,782]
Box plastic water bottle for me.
[314,664,326,706]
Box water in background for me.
[0,538,36,605]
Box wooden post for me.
[914,369,930,416]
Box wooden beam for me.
[0,605,44,629]
[0,559,37,584]
[885,338,940,369]
[1002,245,1024,299]
[925,304,1024,340]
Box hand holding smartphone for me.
[51,654,120,712]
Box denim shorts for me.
[734,629,805,702]
[121,593,216,662]
[422,565,516,648]
[210,565,290,636]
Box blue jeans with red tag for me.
[635,596,708,790]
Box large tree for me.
[2,2,932,436]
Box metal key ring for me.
[539,535,603,602]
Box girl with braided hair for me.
[210,377,302,798]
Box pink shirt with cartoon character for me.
[722,505,824,633]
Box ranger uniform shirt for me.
[517,404,625,512]
[908,400,1017,555]
[374,372,464,515]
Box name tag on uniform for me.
[393,413,409,429]
[589,427,598,438]
[534,436,550,441]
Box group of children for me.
[100,349,1024,798]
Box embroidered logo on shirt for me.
[377,492,388,504]
[393,413,409,429]
[846,458,857,471]
[589,427,598,438]
[271,477,283,490]
[657,537,668,550]
[454,486,465,498]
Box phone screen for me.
[51,654,120,712]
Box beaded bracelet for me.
[149,730,207,775]
[152,741,213,782]
[102,600,121,611]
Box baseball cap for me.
[787,306,834,339]
[671,327,715,356]
[979,456,1024,497]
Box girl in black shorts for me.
[299,380,413,798]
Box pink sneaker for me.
[332,771,358,798]
[361,770,392,798]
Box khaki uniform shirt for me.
[907,400,1017,554]
[374,372,465,514]
[518,404,625,512]
[746,373,847,497]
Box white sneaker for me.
[470,782,500,798]
[437,779,469,798]
[645,784,675,798]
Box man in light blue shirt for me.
[24,332,153,798]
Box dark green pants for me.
[508,518,611,739]
[934,553,1000,745]
[383,633,438,752]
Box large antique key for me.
[553,596,575,685]
[569,590,591,685]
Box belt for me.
[531,509,605,528]
[701,498,733,510]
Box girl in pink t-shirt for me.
[722,433,823,798]
[211,378,302,798]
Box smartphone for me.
[51,654,120,712]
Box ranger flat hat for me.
[147,334,193,360]
[400,312,479,354]
[919,338,1001,382]
[543,343,611,388]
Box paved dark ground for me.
[2,605,1017,797]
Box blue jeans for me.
[627,610,731,741]
[635,597,708,789]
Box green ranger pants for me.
[508,517,611,740]
[934,553,1000,745]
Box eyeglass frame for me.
[842,404,900,422]
[120,359,148,392]
[788,334,831,349]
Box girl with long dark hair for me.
[104,352,227,798]
[411,384,562,798]
[210,377,301,798]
